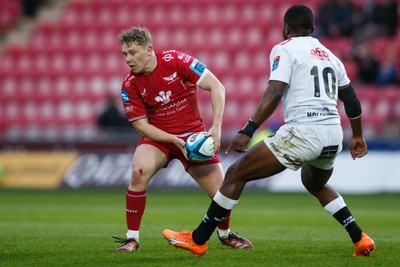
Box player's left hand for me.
[207,126,221,154]
[226,133,251,154]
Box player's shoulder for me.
[159,49,181,60]
[159,49,193,64]
[272,38,295,53]
[277,38,294,46]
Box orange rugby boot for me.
[163,229,208,256]
[353,232,375,256]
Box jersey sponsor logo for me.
[310,47,330,61]
[155,98,189,117]
[283,153,302,167]
[125,106,133,112]
[162,53,174,62]
[306,107,336,117]
[268,141,281,153]
[272,56,280,71]
[155,90,172,105]
[121,89,130,103]
[177,53,192,63]
[318,145,339,159]
[163,71,178,83]
[189,59,206,76]
[183,55,191,63]
[125,75,135,87]
[140,88,147,97]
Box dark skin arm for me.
[338,84,368,160]
[226,80,287,153]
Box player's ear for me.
[146,45,154,54]
[282,23,290,39]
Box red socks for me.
[125,190,231,232]
[217,210,232,230]
[126,190,146,230]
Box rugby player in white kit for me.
[163,5,375,257]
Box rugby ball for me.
[185,132,215,161]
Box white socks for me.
[214,190,238,239]
[126,230,139,242]
[213,190,239,210]
[323,196,346,215]
[217,228,230,238]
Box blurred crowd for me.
[314,0,399,87]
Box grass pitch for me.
[0,189,399,267]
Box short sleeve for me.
[269,45,292,84]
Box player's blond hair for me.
[118,26,152,47]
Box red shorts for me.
[137,137,221,170]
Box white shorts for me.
[264,124,343,171]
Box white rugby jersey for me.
[269,36,350,124]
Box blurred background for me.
[0,0,399,192]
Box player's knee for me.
[225,163,243,182]
[130,167,149,187]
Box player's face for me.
[122,42,153,74]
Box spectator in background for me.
[354,0,398,42]
[368,0,398,38]
[21,0,43,17]
[314,0,357,38]
[353,42,380,84]
[97,94,132,138]
[376,45,400,86]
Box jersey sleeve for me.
[268,44,292,84]
[121,78,147,122]
[175,51,209,85]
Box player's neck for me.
[142,54,158,75]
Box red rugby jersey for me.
[121,50,208,135]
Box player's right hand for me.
[171,136,187,159]
[349,136,368,160]
[225,133,251,154]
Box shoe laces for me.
[219,232,244,242]
[113,236,138,245]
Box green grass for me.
[0,189,399,267]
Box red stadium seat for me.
[0,0,21,31]
[356,86,379,118]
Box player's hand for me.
[349,136,367,160]
[173,136,188,160]
[207,126,221,154]
[225,133,251,154]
